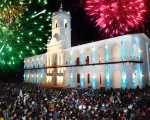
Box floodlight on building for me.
[92,47,95,51]
[141,73,144,77]
[70,74,73,78]
[106,74,109,79]
[81,73,84,78]
[133,73,136,78]
[70,51,72,55]
[123,74,126,79]
[80,50,83,53]
[105,44,108,48]
[139,48,142,53]
[93,74,96,78]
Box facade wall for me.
[24,34,150,89]
[24,8,150,88]
[63,35,139,65]
[24,54,47,84]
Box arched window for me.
[55,20,58,28]
[65,23,67,28]
[56,23,57,28]
[64,19,67,28]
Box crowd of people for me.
[0,82,150,120]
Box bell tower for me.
[47,4,71,51]
[46,4,71,86]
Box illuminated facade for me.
[24,7,150,89]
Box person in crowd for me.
[0,82,149,120]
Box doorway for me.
[76,57,80,65]
[77,74,80,83]
[86,56,89,64]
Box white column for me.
[61,53,63,65]
[50,53,52,66]
[47,53,49,67]
[57,53,60,66]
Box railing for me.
[47,73,63,76]
[57,73,63,76]
[47,73,53,76]
[106,56,142,63]
[24,56,143,70]
[65,56,142,66]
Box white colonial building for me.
[24,7,150,89]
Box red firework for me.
[84,0,147,37]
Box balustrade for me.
[25,56,143,70]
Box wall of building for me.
[24,5,150,88]
[24,33,150,88]
[24,53,47,84]
[63,34,141,65]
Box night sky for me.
[47,0,107,46]
[0,0,149,82]
[47,0,150,46]
[0,0,97,82]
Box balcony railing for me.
[57,73,63,76]
[47,73,63,76]
[47,73,53,76]
[65,56,142,66]
[24,56,143,70]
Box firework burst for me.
[84,0,147,37]
[0,0,51,71]
[0,0,26,24]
